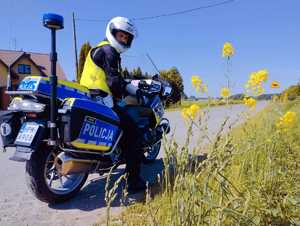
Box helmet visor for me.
[110,24,134,48]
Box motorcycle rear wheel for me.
[25,145,88,203]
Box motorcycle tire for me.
[25,145,88,204]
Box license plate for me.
[15,123,39,145]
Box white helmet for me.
[106,17,137,53]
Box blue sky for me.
[1,0,300,97]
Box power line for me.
[132,0,235,21]
[76,0,236,22]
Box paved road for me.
[0,102,268,226]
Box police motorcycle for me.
[0,14,172,203]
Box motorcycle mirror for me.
[163,86,172,97]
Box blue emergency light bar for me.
[43,13,64,30]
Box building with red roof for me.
[0,49,67,109]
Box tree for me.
[144,72,151,78]
[181,92,188,100]
[77,42,92,82]
[121,67,130,78]
[131,67,143,78]
[160,67,184,106]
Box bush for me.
[160,67,184,106]
[280,84,300,101]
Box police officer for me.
[80,17,146,193]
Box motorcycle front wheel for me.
[25,145,88,203]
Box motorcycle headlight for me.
[8,98,45,113]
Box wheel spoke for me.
[44,151,87,195]
[59,174,64,188]
[46,165,55,174]
[49,172,55,187]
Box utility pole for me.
[72,12,79,81]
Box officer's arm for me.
[92,47,126,98]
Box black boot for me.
[125,161,146,193]
[127,176,147,193]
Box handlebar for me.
[125,77,172,100]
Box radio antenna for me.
[146,53,160,75]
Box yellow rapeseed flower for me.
[248,72,261,86]
[271,80,280,89]
[243,97,256,108]
[221,87,231,98]
[222,42,235,57]
[245,69,269,96]
[189,104,200,117]
[256,69,268,82]
[191,75,208,94]
[181,104,201,120]
[276,111,297,132]
[191,75,202,87]
[201,84,208,93]
[181,108,190,120]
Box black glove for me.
[136,88,152,105]
[136,89,145,105]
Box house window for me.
[18,64,31,74]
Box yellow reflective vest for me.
[80,41,112,94]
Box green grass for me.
[166,99,244,111]
[115,99,300,226]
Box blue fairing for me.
[18,76,119,124]
[72,99,119,122]
[38,80,90,100]
[18,77,91,100]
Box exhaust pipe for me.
[55,152,97,176]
